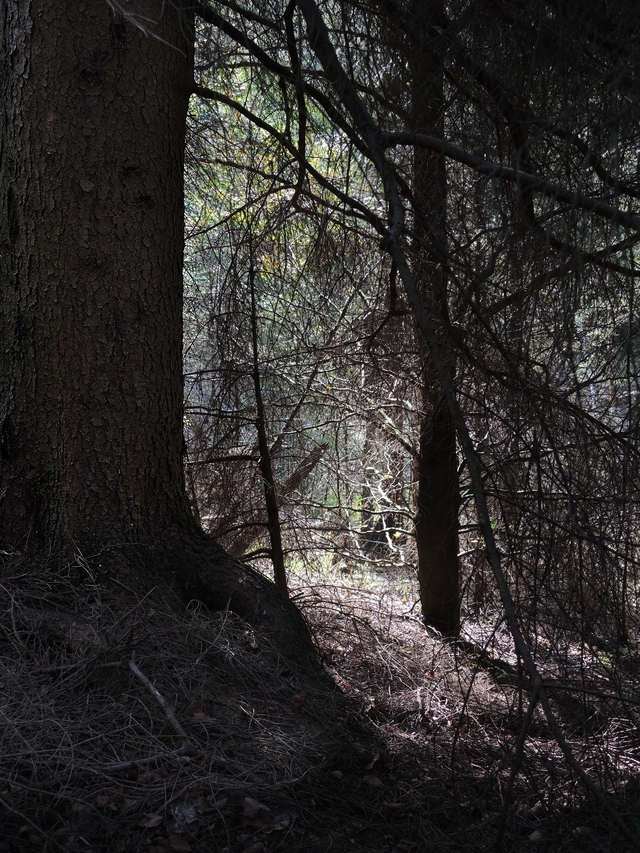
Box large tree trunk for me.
[0,0,319,671]
[409,0,461,635]
[1,0,192,553]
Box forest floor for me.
[0,557,639,852]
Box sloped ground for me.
[0,557,639,852]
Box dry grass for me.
[0,556,639,852]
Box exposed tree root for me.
[167,530,325,677]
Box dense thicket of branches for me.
[186,0,640,637]
[183,0,640,831]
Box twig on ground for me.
[35,660,124,675]
[0,791,67,852]
[102,740,199,773]
[128,653,199,753]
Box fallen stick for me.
[103,741,198,774]
[128,654,200,753]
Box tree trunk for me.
[249,266,288,595]
[408,0,461,635]
[0,0,319,671]
[1,0,192,553]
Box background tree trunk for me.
[408,0,461,635]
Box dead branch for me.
[128,654,199,752]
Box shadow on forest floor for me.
[0,557,639,852]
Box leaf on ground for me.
[193,710,213,720]
[150,836,191,852]
[366,751,380,770]
[264,816,291,833]
[171,790,208,825]
[139,767,169,782]
[184,698,213,722]
[364,773,384,788]
[382,802,406,812]
[95,790,122,811]
[139,812,163,828]
[242,630,259,650]
[291,692,306,708]
[165,837,191,852]
[393,841,417,853]
[242,796,270,826]
[122,797,139,814]
[171,802,198,825]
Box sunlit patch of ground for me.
[292,558,640,852]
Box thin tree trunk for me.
[227,443,327,559]
[249,266,288,595]
[409,0,461,635]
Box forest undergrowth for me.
[0,554,639,853]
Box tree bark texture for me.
[408,0,461,635]
[1,0,193,554]
[0,0,321,673]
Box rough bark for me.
[0,0,320,674]
[1,0,192,553]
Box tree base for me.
[172,532,324,676]
[53,529,324,679]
